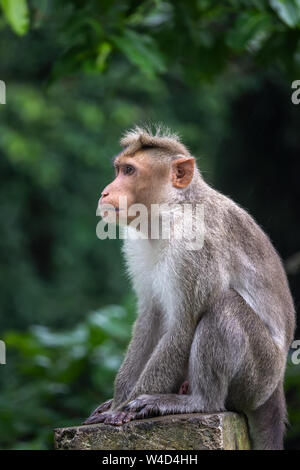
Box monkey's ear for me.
[171,157,195,188]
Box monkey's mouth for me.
[100,206,123,212]
[101,207,125,214]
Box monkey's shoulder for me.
[203,189,277,258]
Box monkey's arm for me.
[85,306,162,424]
[112,307,162,408]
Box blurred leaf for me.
[226,11,274,52]
[112,30,166,78]
[95,41,112,72]
[1,0,29,35]
[269,0,300,27]
[0,299,135,448]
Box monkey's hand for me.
[83,395,164,426]
[83,409,137,426]
[84,395,161,426]
[85,391,190,426]
[83,398,113,425]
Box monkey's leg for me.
[97,315,196,425]
[120,292,243,419]
[120,290,246,417]
[223,293,287,450]
[121,289,287,449]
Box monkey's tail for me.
[245,382,288,450]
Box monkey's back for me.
[203,185,295,351]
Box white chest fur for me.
[122,235,180,324]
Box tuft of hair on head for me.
[120,124,190,158]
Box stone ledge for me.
[54,412,250,450]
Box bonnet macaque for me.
[84,126,295,450]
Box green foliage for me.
[270,0,300,27]
[226,10,274,52]
[285,361,300,447]
[0,0,29,35]
[1,0,300,81]
[0,81,130,329]
[112,30,166,79]
[0,298,135,449]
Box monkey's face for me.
[98,150,195,225]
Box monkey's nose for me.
[98,194,107,206]
[100,191,109,204]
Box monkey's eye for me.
[123,165,135,175]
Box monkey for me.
[84,125,295,450]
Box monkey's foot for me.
[83,399,113,425]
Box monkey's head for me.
[98,126,195,224]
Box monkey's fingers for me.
[83,410,111,425]
[83,399,113,424]
[121,412,137,424]
[103,411,129,426]
[92,398,113,414]
[83,413,107,425]
[97,398,113,412]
